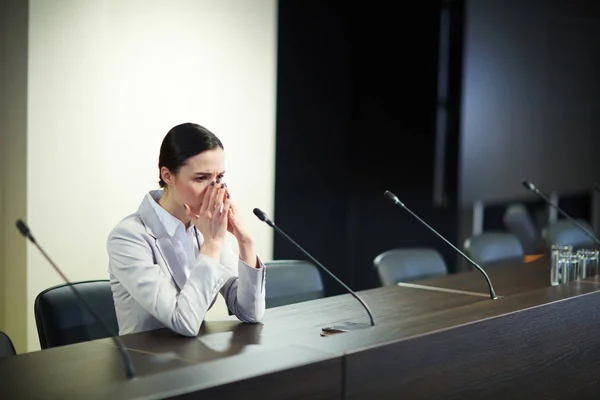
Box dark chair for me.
[34,280,118,349]
[503,203,543,254]
[542,219,599,251]
[264,260,324,308]
[0,331,16,358]
[463,232,525,268]
[373,248,447,286]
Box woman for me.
[107,122,266,337]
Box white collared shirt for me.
[147,190,201,281]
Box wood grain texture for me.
[413,257,551,296]
[0,340,191,399]
[345,285,600,399]
[0,340,341,399]
[6,259,600,399]
[171,356,342,400]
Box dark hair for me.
[158,122,224,188]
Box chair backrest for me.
[264,260,324,308]
[463,232,525,268]
[373,248,447,286]
[34,280,118,349]
[0,331,16,358]
[503,203,542,254]
[542,219,599,251]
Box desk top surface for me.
[411,257,552,296]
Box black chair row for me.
[375,211,600,287]
[504,203,598,253]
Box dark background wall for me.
[274,0,597,297]
[459,0,600,206]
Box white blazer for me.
[107,191,266,337]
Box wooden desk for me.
[3,259,600,399]
[345,282,600,399]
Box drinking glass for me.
[577,249,600,279]
[558,253,579,284]
[550,244,573,286]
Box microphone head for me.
[253,208,274,227]
[521,179,538,193]
[253,208,268,222]
[15,219,30,237]
[384,190,403,206]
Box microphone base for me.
[320,321,372,337]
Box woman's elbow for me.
[236,306,265,324]
[171,317,201,337]
[238,315,261,324]
[176,327,199,337]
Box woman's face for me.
[166,148,225,211]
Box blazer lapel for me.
[155,238,187,291]
[138,193,187,291]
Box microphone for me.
[521,179,600,247]
[15,220,136,379]
[253,208,375,330]
[383,191,499,300]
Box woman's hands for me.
[226,201,252,245]
[185,181,258,268]
[225,190,258,268]
[184,182,230,260]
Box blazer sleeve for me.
[218,233,266,323]
[107,222,233,337]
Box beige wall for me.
[0,0,277,353]
[0,0,5,343]
[0,0,29,354]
